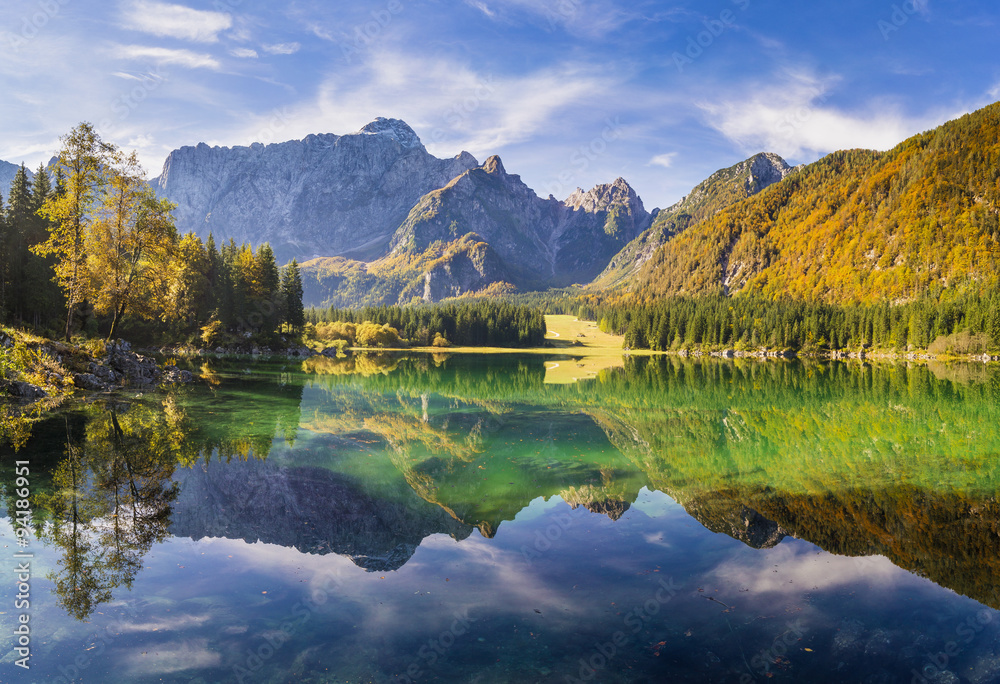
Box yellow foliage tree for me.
[87,149,177,339]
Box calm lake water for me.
[3,354,1000,683]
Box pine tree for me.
[253,243,281,332]
[281,259,305,332]
[989,296,1000,351]
[6,165,33,320]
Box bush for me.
[927,330,989,355]
[315,321,357,347]
[200,320,226,348]
[355,323,403,348]
[431,333,451,348]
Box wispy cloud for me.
[468,0,635,38]
[698,69,957,159]
[238,51,612,159]
[112,44,221,70]
[649,152,676,168]
[230,47,258,59]
[262,42,301,55]
[120,0,232,43]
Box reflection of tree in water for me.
[38,403,180,621]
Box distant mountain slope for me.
[0,160,33,196]
[150,118,478,264]
[390,155,653,290]
[635,102,1000,302]
[593,152,795,288]
[299,156,654,306]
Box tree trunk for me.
[107,301,127,341]
[64,300,75,342]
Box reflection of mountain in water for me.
[19,354,1000,619]
[170,459,474,571]
[683,496,787,549]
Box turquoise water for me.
[2,354,1000,683]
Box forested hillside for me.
[636,103,1000,303]
[593,153,795,288]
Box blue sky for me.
[1,0,998,210]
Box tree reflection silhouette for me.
[40,404,179,620]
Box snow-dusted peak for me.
[358,117,422,149]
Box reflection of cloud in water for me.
[118,613,214,633]
[120,638,221,675]
[711,543,905,595]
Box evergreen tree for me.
[281,259,305,332]
[989,296,1000,351]
[253,243,281,332]
[6,165,33,320]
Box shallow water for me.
[2,354,1000,683]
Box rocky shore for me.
[1,335,198,403]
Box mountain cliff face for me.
[390,155,654,290]
[150,118,478,264]
[593,152,795,288]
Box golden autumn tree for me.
[87,149,177,339]
[33,123,112,340]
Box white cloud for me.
[230,47,258,59]
[468,0,634,38]
[112,44,221,70]
[649,152,677,168]
[698,69,957,159]
[466,1,497,19]
[262,42,301,55]
[308,23,335,42]
[234,51,612,158]
[120,0,232,43]
[711,544,905,595]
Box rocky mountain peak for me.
[151,121,477,264]
[481,155,507,176]
[358,117,422,149]
[565,177,644,214]
[745,152,794,194]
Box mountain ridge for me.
[634,102,1000,303]
[150,117,479,264]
